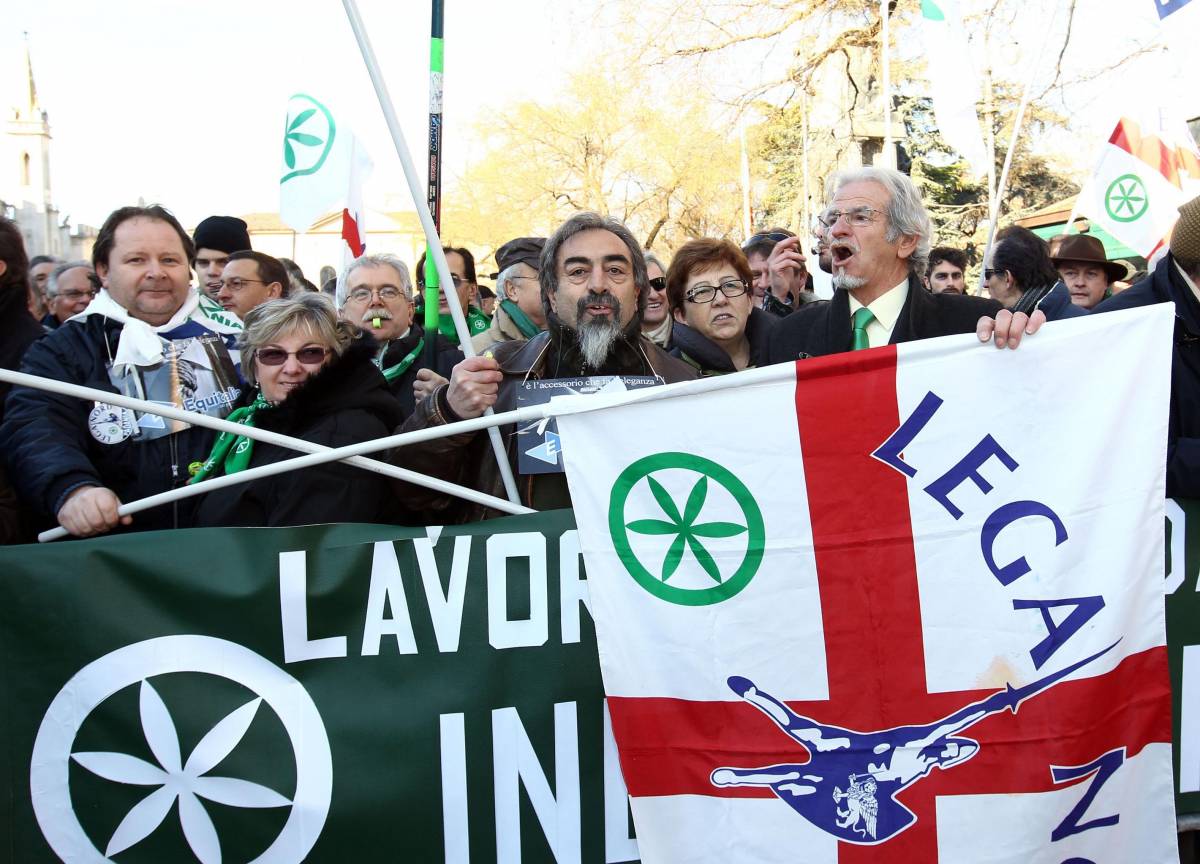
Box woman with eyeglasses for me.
[641,252,673,347]
[666,239,776,375]
[192,293,402,528]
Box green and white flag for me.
[279,93,357,232]
[919,0,987,177]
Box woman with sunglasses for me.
[192,293,402,527]
[666,239,776,376]
[641,252,672,347]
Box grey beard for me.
[577,316,622,368]
[832,271,868,291]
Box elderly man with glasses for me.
[41,261,100,330]
[337,252,461,418]
[767,168,1040,362]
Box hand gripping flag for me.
[1075,111,1200,258]
[557,307,1177,864]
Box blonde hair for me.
[240,293,356,386]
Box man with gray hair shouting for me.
[389,212,695,522]
[337,252,460,419]
[767,167,1037,361]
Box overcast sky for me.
[2,0,1191,231]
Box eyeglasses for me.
[817,207,884,228]
[685,279,749,303]
[256,346,329,366]
[348,286,408,303]
[217,277,266,292]
[648,276,666,292]
[983,268,1006,281]
[57,289,99,301]
[416,274,464,289]
[743,231,792,248]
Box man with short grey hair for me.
[767,167,1035,361]
[42,260,99,330]
[389,212,695,521]
[338,253,460,418]
[473,237,547,353]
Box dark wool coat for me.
[1093,255,1200,498]
[766,277,1003,362]
[377,324,462,419]
[195,335,403,528]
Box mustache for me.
[362,308,393,323]
[576,292,619,316]
[829,240,859,255]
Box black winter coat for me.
[766,277,1003,362]
[1093,255,1200,498]
[194,335,403,528]
[0,284,44,427]
[669,307,777,375]
[1,315,222,531]
[377,325,462,418]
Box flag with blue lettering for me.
[557,306,1177,863]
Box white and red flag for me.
[557,307,1176,863]
[1074,112,1200,258]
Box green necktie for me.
[851,307,875,351]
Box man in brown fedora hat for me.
[1093,195,1200,497]
[1049,233,1126,311]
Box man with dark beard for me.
[389,212,695,522]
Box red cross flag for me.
[557,306,1176,863]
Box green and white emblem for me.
[608,452,765,606]
[1105,173,1149,223]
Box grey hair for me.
[336,253,413,308]
[538,212,648,318]
[495,263,521,301]
[45,260,98,297]
[240,293,355,387]
[827,167,932,277]
[644,251,668,275]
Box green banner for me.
[5,499,1200,861]
[0,512,639,863]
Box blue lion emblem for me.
[711,640,1117,844]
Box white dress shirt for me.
[848,279,909,348]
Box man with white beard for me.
[337,253,461,419]
[388,212,695,521]
[767,167,1038,361]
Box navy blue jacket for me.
[1093,255,1200,497]
[0,316,223,531]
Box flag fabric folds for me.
[557,307,1177,864]
[279,93,372,235]
[919,0,988,178]
[1074,112,1200,258]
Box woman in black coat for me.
[193,293,402,528]
[666,238,775,376]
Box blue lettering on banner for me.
[1158,0,1193,21]
[981,500,1069,586]
[1012,596,1106,669]
[1050,748,1124,841]
[872,391,944,478]
[923,435,1019,519]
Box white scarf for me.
[71,288,243,373]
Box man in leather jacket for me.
[390,212,696,522]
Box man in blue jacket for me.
[1,205,242,538]
[1092,195,1200,498]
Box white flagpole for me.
[978,0,1066,290]
[881,0,895,169]
[340,0,522,506]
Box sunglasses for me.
[983,268,1006,281]
[744,231,792,247]
[256,346,329,366]
[649,276,666,292]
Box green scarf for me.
[379,338,424,382]
[188,391,271,484]
[436,307,491,344]
[499,298,540,339]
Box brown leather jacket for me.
[389,327,697,523]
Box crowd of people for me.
[1,165,1197,543]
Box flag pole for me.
[423,0,444,372]
[341,0,522,506]
[978,0,1065,290]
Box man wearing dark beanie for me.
[1093,195,1200,496]
[193,215,251,301]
